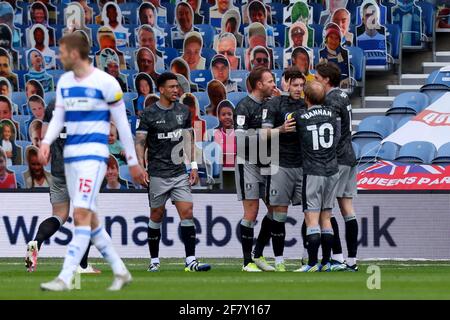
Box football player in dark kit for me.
[292,81,339,272]
[234,66,276,272]
[315,62,359,271]
[26,100,98,274]
[135,72,211,272]
[258,68,306,272]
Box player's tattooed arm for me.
[135,132,147,168]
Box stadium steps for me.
[352,108,388,121]
[364,96,394,108]
[387,85,422,97]
[435,51,450,62]
[422,62,449,74]
[400,74,429,85]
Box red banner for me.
[357,161,450,190]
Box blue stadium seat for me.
[230,70,249,92]
[44,91,56,106]
[354,116,395,139]
[201,115,219,130]
[228,92,247,108]
[196,141,222,184]
[309,3,324,24]
[202,48,218,69]
[385,24,401,67]
[47,69,65,84]
[11,92,27,109]
[119,2,139,25]
[87,24,101,47]
[235,47,246,70]
[195,24,216,49]
[310,24,324,48]
[272,69,283,88]
[417,1,435,39]
[15,70,26,91]
[396,141,437,164]
[272,47,284,70]
[347,46,366,98]
[359,141,399,163]
[15,140,31,163]
[161,2,176,25]
[269,3,285,24]
[388,92,429,116]
[120,47,137,70]
[393,115,414,130]
[192,92,209,114]
[160,47,180,69]
[121,70,138,89]
[432,142,450,164]
[123,92,137,116]
[9,165,27,189]
[313,47,320,66]
[352,141,360,159]
[273,24,286,48]
[190,70,212,90]
[427,70,450,86]
[12,115,31,140]
[127,115,137,136]
[420,84,449,103]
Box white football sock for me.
[347,258,357,266]
[275,256,284,264]
[151,258,160,264]
[58,226,91,286]
[91,225,127,275]
[186,256,196,265]
[332,253,345,263]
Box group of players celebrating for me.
[23,32,358,292]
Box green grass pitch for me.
[1,258,450,299]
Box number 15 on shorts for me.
[79,178,93,194]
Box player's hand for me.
[189,169,199,186]
[38,143,50,165]
[129,164,148,187]
[279,118,296,133]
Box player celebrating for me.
[25,99,99,274]
[235,66,276,272]
[258,69,306,272]
[315,62,359,271]
[38,33,146,291]
[293,81,339,272]
[135,72,211,273]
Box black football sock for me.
[147,220,161,259]
[253,214,272,258]
[180,220,196,258]
[240,219,255,266]
[331,216,343,256]
[345,215,359,259]
[271,213,286,258]
[306,226,321,267]
[34,216,62,250]
[321,229,334,265]
[301,219,307,249]
[79,242,91,269]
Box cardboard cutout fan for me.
[102,1,129,48]
[63,2,92,45]
[95,26,126,70]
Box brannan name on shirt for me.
[301,109,332,120]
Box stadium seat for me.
[389,92,429,114]
[195,24,216,49]
[119,2,139,25]
[273,24,286,48]
[162,2,176,25]
[47,69,65,84]
[385,24,402,77]
[15,140,31,163]
[269,3,284,24]
[11,92,27,109]
[202,48,218,69]
[230,70,249,92]
[9,165,27,189]
[432,142,450,164]
[127,115,138,136]
[190,70,212,91]
[195,141,223,187]
[123,92,137,116]
[420,83,449,103]
[201,115,219,131]
[192,92,209,114]
[393,115,414,130]
[272,47,284,70]
[427,70,450,86]
[354,116,395,139]
[396,141,437,164]
[227,92,247,108]
[352,141,360,159]
[347,46,366,99]
[417,1,435,39]
[160,47,180,69]
[272,69,283,88]
[12,115,31,140]
[309,2,324,24]
[44,91,56,106]
[310,24,324,48]
[120,47,137,70]
[358,141,399,163]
